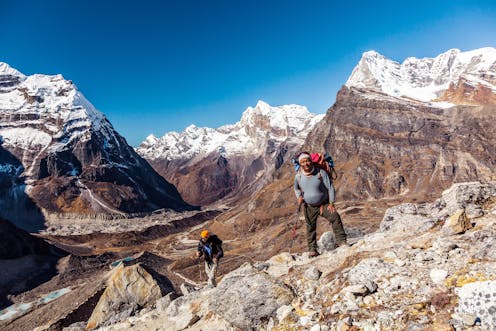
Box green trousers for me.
[304,203,347,252]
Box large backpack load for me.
[292,151,337,180]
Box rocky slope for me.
[41,181,493,331]
[0,218,65,309]
[136,101,323,206]
[0,62,192,231]
[305,86,496,202]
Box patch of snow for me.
[0,127,51,149]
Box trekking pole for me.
[198,257,202,282]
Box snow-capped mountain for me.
[0,62,192,230]
[138,101,323,161]
[300,47,496,203]
[346,47,496,106]
[137,101,324,206]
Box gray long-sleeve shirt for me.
[294,168,335,205]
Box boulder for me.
[318,231,336,252]
[348,258,402,285]
[442,209,472,235]
[86,263,164,330]
[304,266,322,281]
[456,280,496,329]
[207,263,294,330]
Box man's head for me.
[200,230,210,242]
[298,152,313,172]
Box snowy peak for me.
[0,62,110,153]
[346,47,496,105]
[0,61,26,79]
[0,62,191,219]
[240,100,322,132]
[136,100,324,161]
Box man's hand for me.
[196,251,201,257]
[213,257,218,264]
[297,197,304,205]
[327,203,336,213]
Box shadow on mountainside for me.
[0,140,46,232]
[0,218,67,310]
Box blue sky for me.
[1,0,495,146]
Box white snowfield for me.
[137,100,324,161]
[0,62,114,153]
[346,47,496,107]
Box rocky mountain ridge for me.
[304,86,496,202]
[137,101,324,206]
[0,62,192,230]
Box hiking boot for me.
[336,241,350,248]
[309,250,320,257]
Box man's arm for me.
[196,241,203,257]
[294,175,304,204]
[321,170,337,213]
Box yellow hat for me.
[200,230,209,238]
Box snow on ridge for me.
[0,62,112,148]
[0,62,26,79]
[346,47,496,103]
[137,100,324,161]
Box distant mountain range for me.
[136,101,323,205]
[1,47,495,230]
[346,47,496,106]
[0,62,192,231]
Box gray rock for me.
[62,322,86,331]
[309,324,322,331]
[430,269,448,285]
[456,280,496,329]
[207,263,294,330]
[380,206,436,233]
[364,280,378,294]
[180,282,198,295]
[348,258,402,285]
[380,182,496,235]
[465,203,484,218]
[318,231,336,252]
[460,313,477,327]
[337,317,352,330]
[305,266,322,281]
[343,284,369,296]
[155,292,176,312]
[276,305,294,323]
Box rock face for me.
[305,86,496,201]
[136,101,323,206]
[86,263,165,330]
[0,62,193,230]
[304,48,496,201]
[81,181,496,330]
